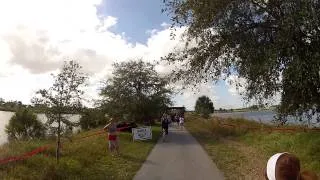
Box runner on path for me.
[179,116,184,130]
[161,114,170,141]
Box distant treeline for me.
[0,98,80,114]
[0,99,28,112]
[215,105,279,113]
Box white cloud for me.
[172,83,218,110]
[0,70,54,103]
[0,0,243,109]
[225,75,281,106]
[226,75,247,96]
[0,0,190,106]
[97,16,118,32]
[160,22,171,28]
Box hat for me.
[266,152,288,180]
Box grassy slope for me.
[186,114,320,180]
[0,125,161,180]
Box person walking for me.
[174,114,179,128]
[103,118,119,156]
[161,114,170,141]
[179,116,184,130]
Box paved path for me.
[134,127,224,180]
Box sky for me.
[0,0,251,110]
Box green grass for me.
[242,131,320,173]
[0,125,161,180]
[185,113,320,179]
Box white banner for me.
[132,126,152,141]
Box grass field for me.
[185,113,320,180]
[0,125,161,180]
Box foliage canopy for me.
[79,108,108,130]
[195,95,214,118]
[100,60,172,122]
[32,61,87,162]
[163,0,320,122]
[5,108,45,140]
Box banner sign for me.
[132,126,152,141]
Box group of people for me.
[102,114,185,155]
[161,113,185,136]
[174,114,185,130]
[102,118,318,179]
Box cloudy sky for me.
[0,0,249,110]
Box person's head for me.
[264,153,318,180]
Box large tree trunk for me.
[56,114,61,163]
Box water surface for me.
[0,111,80,145]
[213,111,319,127]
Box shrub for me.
[195,96,214,119]
[5,108,46,140]
[79,109,108,130]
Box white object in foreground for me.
[132,126,152,141]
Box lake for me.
[213,110,320,127]
[0,111,81,145]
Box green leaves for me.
[195,96,214,119]
[100,60,172,122]
[33,60,88,130]
[5,108,45,140]
[163,0,320,122]
[32,61,88,162]
[79,108,107,130]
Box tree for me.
[249,105,259,111]
[32,61,87,162]
[79,108,108,130]
[100,60,172,122]
[163,0,320,123]
[5,108,45,140]
[195,96,214,118]
[0,98,4,106]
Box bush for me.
[5,108,46,140]
[195,96,214,119]
[79,109,108,130]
